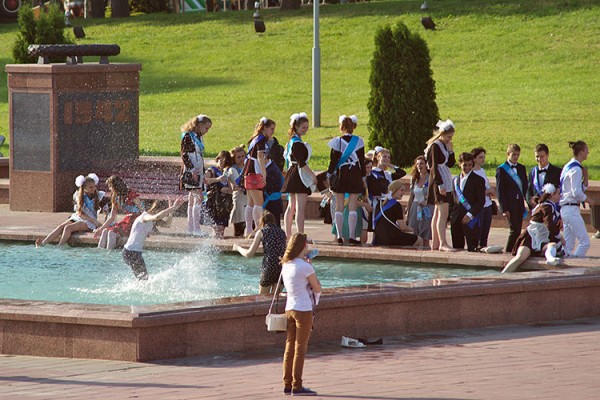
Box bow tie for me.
[539,168,548,173]
[509,164,517,168]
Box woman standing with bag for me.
[281,233,321,396]
[326,115,366,246]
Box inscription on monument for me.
[57,92,139,171]
[12,93,51,171]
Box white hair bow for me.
[260,116,268,124]
[374,146,384,155]
[350,115,358,124]
[542,183,556,194]
[289,112,308,126]
[436,119,455,132]
[338,115,348,124]
[196,114,208,123]
[75,173,99,188]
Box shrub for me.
[129,0,170,14]
[367,21,439,167]
[12,3,73,64]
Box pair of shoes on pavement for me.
[284,387,317,396]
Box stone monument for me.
[6,44,141,212]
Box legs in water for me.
[502,246,531,273]
[36,220,72,247]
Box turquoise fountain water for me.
[0,242,497,306]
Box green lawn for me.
[1,0,599,176]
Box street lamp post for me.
[312,0,321,127]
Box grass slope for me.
[0,0,599,176]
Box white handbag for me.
[265,273,287,332]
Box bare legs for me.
[36,220,90,247]
[502,246,531,273]
[431,202,453,251]
[98,229,119,250]
[284,193,308,238]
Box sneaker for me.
[291,387,317,396]
[283,387,292,395]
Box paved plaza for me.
[1,318,600,399]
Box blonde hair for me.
[384,179,405,206]
[180,115,212,135]
[281,233,307,264]
[76,177,99,214]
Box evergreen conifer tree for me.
[367,21,439,167]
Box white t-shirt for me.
[473,168,492,208]
[124,212,154,252]
[282,258,316,312]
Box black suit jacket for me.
[495,163,528,214]
[526,163,562,206]
[451,172,486,224]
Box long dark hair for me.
[410,155,427,183]
[106,175,129,210]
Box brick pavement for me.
[1,318,600,399]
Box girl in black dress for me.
[502,184,564,273]
[204,151,234,239]
[243,117,276,237]
[372,180,422,247]
[326,115,366,246]
[425,119,456,252]
[283,112,317,238]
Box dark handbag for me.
[180,170,200,187]
[491,200,499,215]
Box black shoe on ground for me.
[292,387,317,396]
[336,238,344,246]
[283,387,292,395]
[348,238,361,246]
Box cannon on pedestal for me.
[28,44,121,65]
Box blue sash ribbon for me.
[247,133,266,157]
[335,135,360,170]
[284,135,302,169]
[373,198,398,225]
[500,162,528,218]
[263,192,282,208]
[559,160,583,191]
[500,162,524,195]
[182,131,205,154]
[532,167,545,196]
[453,176,480,229]
[82,194,95,215]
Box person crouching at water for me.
[281,232,321,396]
[232,210,287,295]
[372,180,423,247]
[502,184,564,273]
[122,197,185,280]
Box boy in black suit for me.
[526,143,562,208]
[451,152,486,252]
[496,144,528,252]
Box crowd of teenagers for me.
[32,112,594,396]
